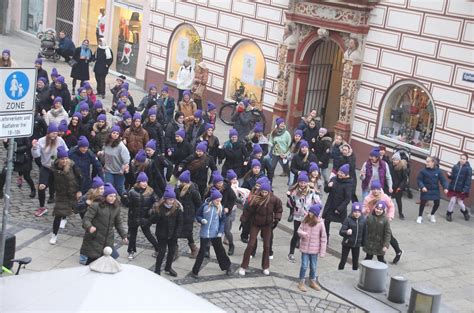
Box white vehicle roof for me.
[0,264,223,313]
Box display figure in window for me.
[96,7,106,45]
[343,38,362,65]
[192,62,209,111]
[177,58,195,103]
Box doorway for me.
[303,40,344,132]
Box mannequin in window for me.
[192,62,209,110]
[343,38,362,65]
[176,58,195,103]
[96,8,106,45]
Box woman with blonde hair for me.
[192,61,208,110]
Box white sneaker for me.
[269,254,274,260]
[60,218,67,229]
[128,252,135,260]
[49,234,57,245]
[430,214,436,223]
[263,269,270,276]
[416,216,423,224]
[238,267,246,276]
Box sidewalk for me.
[1,33,473,312]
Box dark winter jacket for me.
[93,47,113,75]
[181,153,217,188]
[231,109,260,139]
[51,159,82,217]
[241,171,266,191]
[390,160,408,192]
[71,47,92,81]
[241,193,283,227]
[196,136,220,164]
[339,215,367,248]
[330,143,343,161]
[123,185,158,228]
[150,152,173,182]
[244,155,273,181]
[314,136,332,169]
[169,141,193,176]
[448,162,472,193]
[51,84,72,113]
[143,121,164,153]
[68,146,104,193]
[59,36,75,52]
[148,201,183,239]
[187,120,206,147]
[6,138,33,173]
[164,120,182,149]
[157,96,175,124]
[37,68,49,84]
[417,167,448,201]
[81,200,127,259]
[205,182,237,214]
[63,123,88,148]
[35,86,52,113]
[90,122,110,153]
[323,176,353,223]
[290,151,318,179]
[363,212,391,256]
[175,183,202,238]
[220,140,249,178]
[32,113,48,141]
[303,126,319,148]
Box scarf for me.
[80,45,91,59]
[99,45,113,60]
[50,107,64,117]
[174,119,184,129]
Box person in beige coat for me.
[192,62,209,110]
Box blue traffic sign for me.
[4,71,30,100]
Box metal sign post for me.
[0,68,36,275]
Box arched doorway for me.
[303,40,344,131]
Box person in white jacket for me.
[45,97,69,126]
[176,58,195,103]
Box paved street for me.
[1,32,473,312]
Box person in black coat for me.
[122,172,160,259]
[165,112,185,149]
[186,110,206,147]
[175,171,202,258]
[338,202,367,270]
[68,136,104,192]
[128,149,166,197]
[145,140,173,182]
[196,124,220,164]
[179,141,217,198]
[447,153,472,221]
[0,138,36,199]
[93,39,114,98]
[303,119,319,148]
[245,144,272,181]
[334,144,358,202]
[63,113,88,148]
[390,153,408,219]
[290,140,318,185]
[35,58,49,84]
[167,129,193,179]
[147,186,183,276]
[51,76,72,113]
[157,85,175,124]
[143,108,164,150]
[57,31,75,62]
[231,100,261,139]
[323,164,353,240]
[241,159,267,191]
[70,39,93,93]
[36,77,52,114]
[219,128,249,178]
[313,128,332,183]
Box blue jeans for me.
[105,172,125,195]
[299,253,318,280]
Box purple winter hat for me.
[58,120,68,132]
[123,111,132,120]
[122,82,129,90]
[2,49,10,56]
[370,180,382,190]
[47,123,59,134]
[135,149,147,163]
[196,141,208,152]
[72,112,83,120]
[375,200,387,211]
[91,176,104,189]
[297,171,309,182]
[103,183,117,197]
[294,129,303,137]
[133,112,141,121]
[35,58,43,65]
[37,77,47,85]
[79,102,89,112]
[251,159,261,168]
[94,100,103,109]
[275,117,285,126]
[309,162,319,173]
[183,90,191,97]
[338,164,350,175]
[56,76,65,84]
[212,171,224,184]
[194,109,203,118]
[145,139,156,150]
[51,68,59,77]
[77,136,89,148]
[57,146,68,159]
[207,102,216,111]
[77,87,86,94]
[309,203,322,216]
[176,128,185,139]
[319,127,328,135]
[148,108,157,116]
[117,101,126,111]
[209,187,222,201]
[351,202,362,213]
[242,99,250,107]
[260,181,271,192]
[299,140,309,149]
[229,128,238,138]
[111,125,121,134]
[161,85,169,93]
[53,96,63,105]
[205,123,214,131]
[369,147,381,158]
[97,114,106,122]
[136,172,148,183]
[163,185,176,199]
[252,144,263,154]
[256,176,270,186]
[83,82,92,90]
[226,169,237,181]
[121,90,129,98]
[179,170,191,183]
[148,83,157,90]
[254,122,264,133]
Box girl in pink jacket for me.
[362,180,403,264]
[297,203,327,292]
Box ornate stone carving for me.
[283,22,298,49]
[298,24,314,43]
[338,60,361,123]
[295,2,371,27]
[276,44,291,105]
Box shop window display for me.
[21,0,44,34]
[225,40,266,106]
[167,24,203,84]
[378,81,435,154]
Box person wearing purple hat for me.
[1,48,13,67]
[143,138,173,183]
[50,67,59,82]
[138,84,159,114]
[144,185,183,276]
[84,82,97,106]
[74,176,105,219]
[80,183,128,265]
[89,113,110,154]
[103,125,131,195]
[31,124,69,217]
[338,202,367,271]
[363,200,391,264]
[192,187,232,278]
[220,128,249,179]
[245,122,269,157]
[286,170,321,263]
[178,89,197,128]
[70,87,92,116]
[118,87,136,117]
[322,163,354,241]
[164,111,185,147]
[360,146,393,199]
[196,123,220,163]
[289,129,304,173]
[123,111,150,158]
[269,116,292,179]
[238,179,283,276]
[118,110,132,133]
[121,171,160,260]
[35,57,49,84]
[290,139,318,185]
[179,140,217,198]
[242,159,266,191]
[312,127,332,184]
[166,124,193,185]
[36,77,53,114]
[71,39,92,93]
[202,101,217,126]
[333,143,358,202]
[157,85,175,123]
[174,170,201,258]
[47,146,82,245]
[61,113,81,148]
[93,37,114,99]
[45,96,69,127]
[308,161,324,197]
[176,58,195,102]
[51,75,72,113]
[186,109,206,147]
[191,61,208,110]
[296,202,327,292]
[90,100,106,122]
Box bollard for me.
[408,285,441,313]
[388,276,408,303]
[357,260,388,293]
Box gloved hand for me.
[201,219,208,225]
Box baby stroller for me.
[394,145,413,199]
[37,28,60,62]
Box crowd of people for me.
[0,46,472,292]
